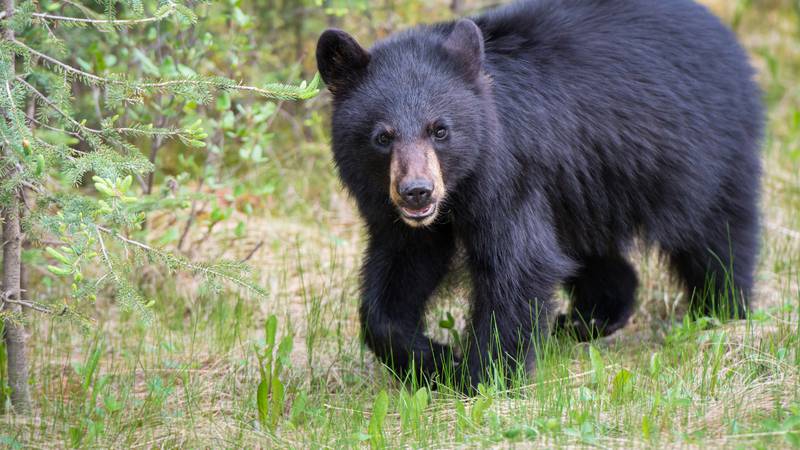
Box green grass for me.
[3,0,800,448]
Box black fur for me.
[316,0,763,391]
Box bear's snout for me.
[389,142,445,227]
[399,179,433,209]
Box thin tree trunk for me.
[2,0,33,414]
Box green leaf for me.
[46,247,73,266]
[269,376,285,429]
[265,315,277,349]
[120,175,133,192]
[47,264,72,276]
[589,345,605,385]
[289,392,308,426]
[185,138,206,148]
[94,181,116,197]
[256,379,269,427]
[368,390,389,449]
[82,344,103,391]
[471,395,492,426]
[276,334,293,367]
[438,311,455,329]
[611,368,633,401]
[413,388,428,410]
[216,93,231,111]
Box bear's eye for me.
[375,131,394,147]
[432,125,448,141]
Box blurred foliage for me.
[0,0,331,326]
[1,0,489,328]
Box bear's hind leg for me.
[554,254,638,341]
[667,222,756,319]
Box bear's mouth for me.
[399,202,437,224]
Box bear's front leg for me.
[460,214,573,392]
[460,272,556,391]
[360,222,457,384]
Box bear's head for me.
[316,19,493,227]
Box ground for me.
[2,1,800,448]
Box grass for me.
[3,0,800,448]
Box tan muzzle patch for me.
[389,142,445,227]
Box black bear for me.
[316,0,762,391]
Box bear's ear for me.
[443,19,484,81]
[316,29,371,96]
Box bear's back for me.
[473,0,763,254]
[475,0,761,161]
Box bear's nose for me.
[399,179,433,208]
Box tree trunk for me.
[2,0,33,414]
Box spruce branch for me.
[2,289,66,315]
[13,77,154,179]
[2,80,29,139]
[3,298,54,315]
[96,224,154,323]
[15,76,101,134]
[16,76,205,159]
[95,225,268,298]
[31,3,177,26]
[10,40,109,86]
[24,111,81,139]
[10,39,320,101]
[0,295,90,332]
